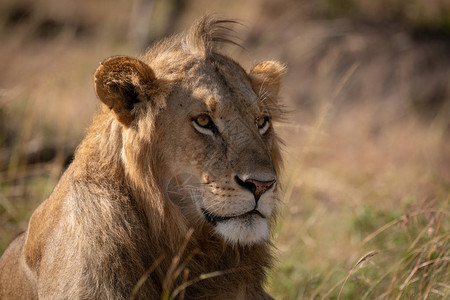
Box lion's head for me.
[94,16,285,246]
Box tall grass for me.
[267,66,449,299]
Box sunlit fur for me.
[0,15,285,299]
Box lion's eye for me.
[196,115,211,127]
[257,116,270,135]
[193,115,216,136]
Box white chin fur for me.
[214,217,269,245]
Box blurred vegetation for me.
[0,0,449,298]
[319,0,450,35]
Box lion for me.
[0,16,285,299]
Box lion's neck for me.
[171,226,273,297]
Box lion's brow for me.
[207,98,218,112]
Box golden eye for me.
[257,116,270,134]
[196,115,212,128]
[256,117,266,128]
[193,115,217,136]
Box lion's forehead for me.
[188,85,259,113]
[182,75,260,119]
[177,57,257,102]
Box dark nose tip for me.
[235,176,276,201]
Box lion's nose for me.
[235,176,276,201]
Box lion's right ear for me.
[249,61,286,101]
[94,56,156,127]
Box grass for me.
[0,0,449,298]
[0,170,56,252]
[267,99,449,298]
[268,160,448,298]
[318,0,450,34]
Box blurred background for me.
[0,0,448,298]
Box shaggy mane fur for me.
[146,15,240,60]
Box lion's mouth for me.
[201,208,266,225]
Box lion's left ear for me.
[249,61,286,100]
[94,56,157,127]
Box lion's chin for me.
[214,217,269,245]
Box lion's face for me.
[158,57,283,245]
[94,53,284,245]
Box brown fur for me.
[0,15,285,299]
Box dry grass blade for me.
[170,270,229,299]
[362,209,450,245]
[130,254,165,299]
[308,269,339,300]
[406,214,437,252]
[170,265,255,299]
[362,219,402,245]
[398,257,450,295]
[179,269,190,300]
[319,277,347,300]
[171,248,200,284]
[361,256,406,299]
[161,228,194,299]
[353,251,381,269]
[337,250,380,300]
